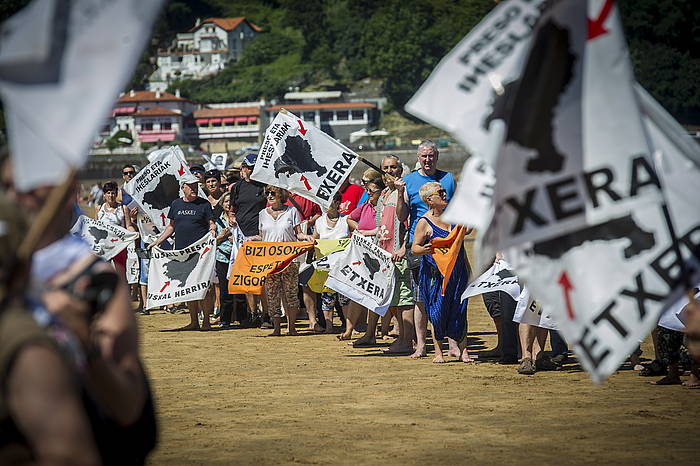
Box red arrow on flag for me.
[110,238,119,242]
[159,281,171,292]
[352,261,361,266]
[300,175,312,190]
[297,119,307,136]
[160,213,167,226]
[178,164,185,176]
[200,247,210,258]
[588,0,614,41]
[557,271,576,319]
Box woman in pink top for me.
[338,175,386,342]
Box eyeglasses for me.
[265,191,277,197]
[361,178,370,185]
[122,170,135,176]
[431,188,446,198]
[365,187,381,194]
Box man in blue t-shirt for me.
[150,174,216,330]
[394,140,455,359]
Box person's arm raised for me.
[394,179,409,223]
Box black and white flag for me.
[252,111,359,209]
[147,233,216,309]
[325,234,395,316]
[70,215,138,261]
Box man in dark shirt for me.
[231,153,266,237]
[150,174,216,330]
[230,153,268,326]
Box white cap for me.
[179,173,199,186]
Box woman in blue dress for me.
[411,182,472,363]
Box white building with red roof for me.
[148,17,262,92]
[104,90,196,145]
[185,102,262,152]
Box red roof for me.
[133,106,181,117]
[118,91,186,103]
[194,17,263,33]
[193,106,260,118]
[265,102,376,111]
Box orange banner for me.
[431,225,467,296]
[228,241,315,295]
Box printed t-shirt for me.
[168,197,213,249]
[231,179,266,237]
[258,206,301,242]
[338,183,364,215]
[403,170,455,242]
[350,202,377,231]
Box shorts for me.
[264,263,300,318]
[390,259,414,307]
[321,291,350,311]
[411,267,422,303]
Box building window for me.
[351,110,365,120]
[336,111,348,121]
[321,111,333,121]
[212,121,222,127]
[303,112,315,121]
[162,121,172,131]
[142,122,153,131]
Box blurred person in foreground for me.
[0,195,101,465]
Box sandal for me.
[639,360,667,377]
[517,357,536,375]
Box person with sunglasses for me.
[250,186,313,336]
[411,182,472,364]
[340,173,386,344]
[394,140,455,359]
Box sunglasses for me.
[265,191,277,197]
[365,187,381,194]
[431,188,446,197]
[123,170,136,176]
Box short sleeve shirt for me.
[338,184,364,216]
[403,170,455,243]
[350,202,377,231]
[258,206,301,242]
[286,193,321,221]
[231,179,266,237]
[168,197,213,249]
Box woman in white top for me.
[312,193,350,333]
[96,181,136,272]
[251,186,313,336]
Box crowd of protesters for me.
[78,142,700,386]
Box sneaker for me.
[550,353,569,366]
[535,356,562,371]
[517,357,536,375]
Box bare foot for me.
[432,354,446,363]
[351,334,377,347]
[682,373,700,388]
[287,329,299,336]
[337,332,352,341]
[410,347,427,359]
[447,349,461,359]
[384,340,413,354]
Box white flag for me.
[0,0,164,192]
[70,215,138,261]
[405,0,546,162]
[125,243,140,285]
[203,153,228,172]
[325,234,395,316]
[251,111,359,209]
[462,259,521,301]
[512,287,557,330]
[125,146,205,230]
[147,233,216,309]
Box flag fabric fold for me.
[430,225,467,296]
